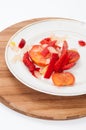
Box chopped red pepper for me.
[23,51,29,59]
[54,51,67,72]
[41,40,57,57]
[61,53,69,68]
[23,52,38,76]
[18,38,26,49]
[54,41,69,72]
[21,35,81,87]
[44,53,59,78]
[40,37,51,44]
[78,40,86,47]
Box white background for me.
[0,0,86,129]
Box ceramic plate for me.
[5,18,86,96]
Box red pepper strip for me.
[35,67,40,71]
[18,38,26,49]
[44,53,59,78]
[54,51,67,72]
[40,37,51,44]
[61,40,68,54]
[23,52,36,76]
[62,62,75,70]
[57,53,69,72]
[41,40,57,57]
[61,52,69,67]
[54,41,68,72]
[23,51,29,58]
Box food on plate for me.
[44,53,59,78]
[23,51,40,76]
[68,50,80,63]
[29,45,49,66]
[52,72,75,86]
[18,38,26,49]
[78,40,86,47]
[10,35,81,87]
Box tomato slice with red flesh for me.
[68,50,80,63]
[62,62,76,70]
[29,45,49,66]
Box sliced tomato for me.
[68,50,80,63]
[29,45,49,66]
[62,62,75,70]
[52,72,75,86]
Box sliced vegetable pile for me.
[10,36,81,87]
[22,36,80,87]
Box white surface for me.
[0,0,86,129]
[5,18,86,96]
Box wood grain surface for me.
[0,18,86,120]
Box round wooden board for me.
[0,18,86,120]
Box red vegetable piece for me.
[29,45,48,66]
[52,72,75,86]
[23,52,36,75]
[61,53,69,68]
[78,40,86,47]
[40,37,51,44]
[54,40,68,72]
[23,51,29,59]
[62,62,75,70]
[44,53,59,78]
[18,38,26,48]
[41,40,57,57]
[61,40,68,54]
[41,46,49,57]
[54,51,67,72]
[68,50,80,63]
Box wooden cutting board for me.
[0,18,86,120]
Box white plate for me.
[5,18,86,96]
